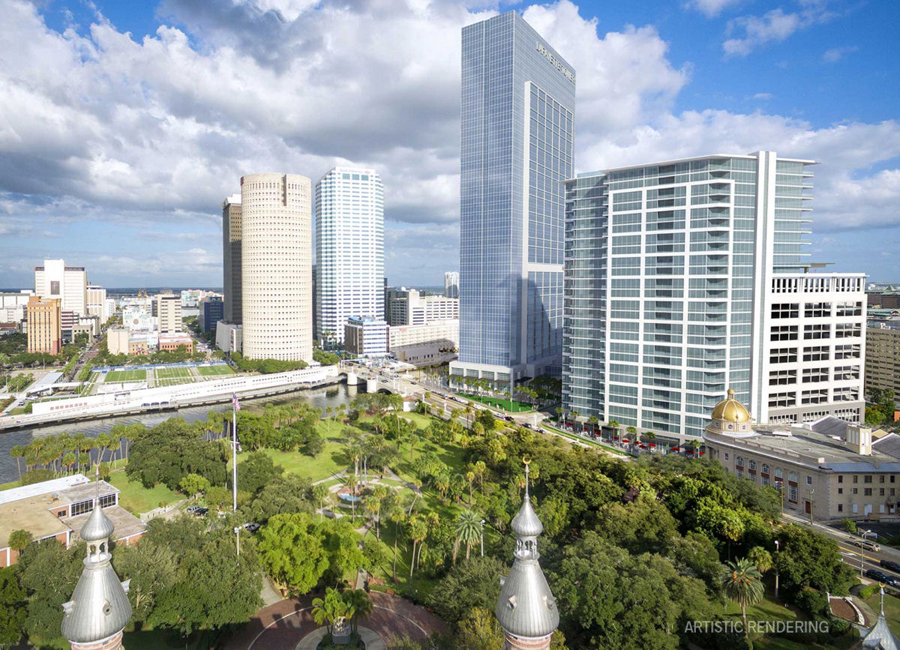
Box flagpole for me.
[232,393,240,556]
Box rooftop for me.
[65,505,145,543]
[0,494,71,548]
[0,474,89,506]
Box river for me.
[0,383,360,484]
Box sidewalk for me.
[781,511,900,561]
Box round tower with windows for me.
[495,460,559,650]
[61,491,132,650]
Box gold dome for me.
[711,389,752,423]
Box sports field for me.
[105,369,147,382]
[156,367,192,379]
[197,365,234,377]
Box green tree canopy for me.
[258,513,330,594]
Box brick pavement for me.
[222,591,448,650]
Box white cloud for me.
[685,0,742,18]
[823,45,858,62]
[752,92,773,100]
[723,1,837,56]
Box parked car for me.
[244,522,261,533]
[505,416,515,422]
[853,539,882,552]
[881,560,900,573]
[866,569,890,583]
[186,505,202,514]
[193,507,209,517]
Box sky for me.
[0,0,898,289]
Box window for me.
[838,503,843,512]
[772,303,799,318]
[770,347,798,364]
[770,369,797,385]
[70,500,93,517]
[803,345,830,362]
[865,488,873,496]
[788,485,798,502]
[838,488,843,495]
[838,475,843,483]
[788,471,797,483]
[834,365,860,381]
[835,344,861,360]
[804,324,830,340]
[775,468,784,479]
[806,476,812,486]
[881,488,886,496]
[865,475,873,483]
[880,476,885,484]
[771,325,798,342]
[99,494,116,508]
[736,456,744,467]
[835,323,861,339]
[804,302,831,318]
[801,389,828,404]
[836,301,862,317]
[853,488,858,494]
[802,367,829,383]
[853,475,858,483]
[762,464,770,474]
[749,460,757,471]
[762,477,770,487]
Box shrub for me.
[793,587,828,618]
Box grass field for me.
[459,392,533,413]
[109,470,181,514]
[197,365,234,377]
[156,367,192,379]
[105,369,147,382]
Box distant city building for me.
[344,316,388,357]
[0,474,144,568]
[86,286,112,324]
[158,334,193,353]
[452,12,575,386]
[215,321,243,354]
[223,194,243,325]
[73,315,100,339]
[107,329,152,356]
[26,296,61,354]
[200,296,224,333]
[867,289,900,310]
[562,152,867,441]
[155,293,182,334]
[0,291,33,323]
[703,389,900,521]
[316,167,384,344]
[389,321,459,367]
[866,326,900,407]
[34,259,87,317]
[444,271,459,299]
[386,288,459,326]
[241,173,313,362]
[495,462,559,650]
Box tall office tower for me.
[450,11,575,388]
[86,285,110,323]
[222,194,243,325]
[444,271,460,299]
[155,293,182,334]
[562,152,867,442]
[26,296,61,354]
[315,167,384,345]
[34,259,87,316]
[241,173,313,361]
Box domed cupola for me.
[705,388,755,438]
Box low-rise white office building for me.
[345,317,389,357]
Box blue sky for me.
[1,0,899,288]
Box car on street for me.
[186,505,203,514]
[193,507,209,517]
[866,569,900,587]
[852,539,881,552]
[881,559,900,573]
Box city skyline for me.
[1,0,899,289]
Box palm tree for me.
[63,452,76,476]
[588,415,599,436]
[466,470,476,505]
[644,430,657,451]
[454,509,483,564]
[311,588,348,636]
[388,505,406,581]
[722,559,763,639]
[343,589,372,635]
[747,547,773,575]
[408,516,428,583]
[607,419,620,441]
[9,445,24,481]
[343,474,359,519]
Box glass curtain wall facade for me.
[563,152,823,440]
[452,11,575,385]
[316,167,385,345]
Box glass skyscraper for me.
[451,11,576,386]
[563,152,866,442]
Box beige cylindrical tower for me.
[240,173,313,362]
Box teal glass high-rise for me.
[451,11,575,387]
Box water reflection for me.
[0,383,358,484]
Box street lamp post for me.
[860,529,872,577]
[809,488,815,524]
[774,540,780,599]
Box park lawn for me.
[864,591,900,638]
[109,470,181,514]
[460,393,533,413]
[106,369,147,382]
[197,365,234,376]
[241,442,349,483]
[156,367,192,379]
